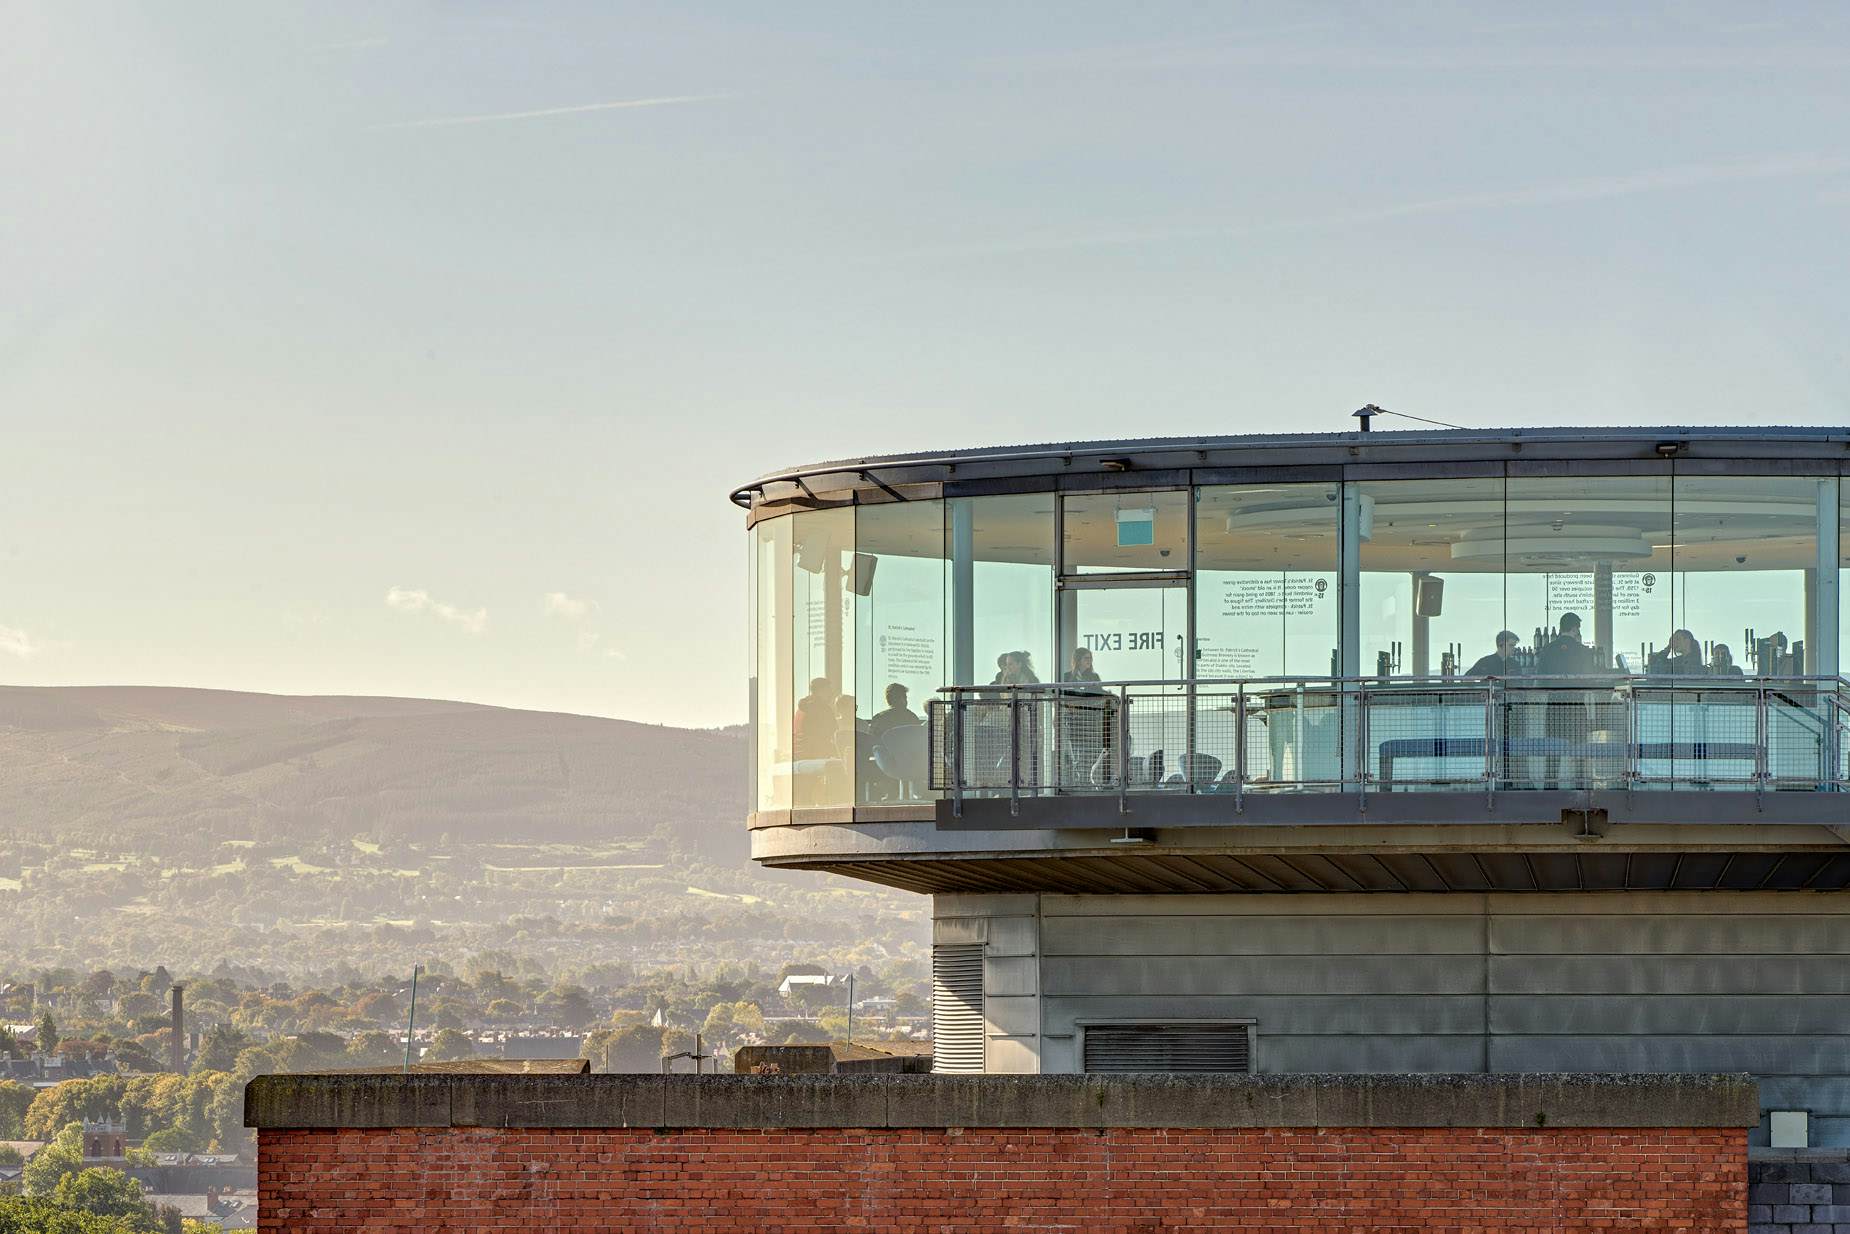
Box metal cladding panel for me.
[1043,953,1484,998]
[1490,953,1850,995]
[1487,1035,1850,1074]
[1256,1034,1488,1073]
[1081,1024,1251,1074]
[1045,994,1485,1038]
[1489,993,1850,1036]
[1489,913,1850,955]
[931,943,985,1074]
[1041,913,1482,957]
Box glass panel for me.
[1063,489,1189,574]
[790,507,855,809]
[1668,475,1817,677]
[752,516,792,813]
[1194,483,1340,679]
[949,493,1055,688]
[855,500,944,802]
[1358,478,1507,678]
[1842,479,1848,674]
[1505,473,1672,674]
[1067,586,1188,682]
[1064,586,1193,789]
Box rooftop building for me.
[734,425,1850,1145]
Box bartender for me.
[1465,631,1522,678]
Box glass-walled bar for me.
[748,468,1850,814]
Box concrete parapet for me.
[246,1070,1759,1131]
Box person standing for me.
[1536,614,1595,789]
[1466,631,1522,678]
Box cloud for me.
[0,624,39,659]
[543,592,595,622]
[904,152,1850,259]
[385,587,488,635]
[375,94,727,131]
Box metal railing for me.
[925,676,1850,814]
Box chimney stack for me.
[170,984,186,1074]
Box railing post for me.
[1234,685,1247,814]
[952,697,965,814]
[1118,684,1131,816]
[1008,692,1021,817]
[1356,681,1369,814]
[1755,684,1770,806]
[1624,683,1638,794]
[1483,681,1496,809]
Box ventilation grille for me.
[1082,1023,1252,1073]
[930,943,985,1073]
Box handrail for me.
[926,675,1850,799]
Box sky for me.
[2,2,1848,729]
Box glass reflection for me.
[1063,490,1189,573]
[791,507,856,809]
[1358,478,1506,678]
[854,500,944,801]
[1670,476,1817,676]
[752,517,791,813]
[1194,484,1340,679]
[1504,474,1672,673]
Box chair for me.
[873,724,930,800]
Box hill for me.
[0,685,747,854]
[0,687,922,982]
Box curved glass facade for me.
[749,469,1850,813]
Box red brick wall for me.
[259,1125,1745,1233]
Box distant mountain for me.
[0,686,747,851]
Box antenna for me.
[401,964,422,1074]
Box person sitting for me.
[1065,647,1102,684]
[868,683,922,743]
[793,677,839,758]
[1466,631,1521,678]
[1709,643,1744,677]
[1647,629,1704,676]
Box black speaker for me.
[1414,574,1445,618]
[851,553,878,596]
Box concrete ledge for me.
[247,1072,1759,1131]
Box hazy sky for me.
[4,3,1848,728]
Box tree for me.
[22,1123,84,1197]
[700,1004,734,1042]
[730,1003,767,1038]
[591,1024,665,1074]
[53,1168,147,1220]
[421,1029,476,1063]
[344,1032,402,1069]
[191,1024,249,1074]
[35,1011,58,1058]
[542,985,595,1030]
[0,1081,34,1139]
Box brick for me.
[255,1123,1749,1233]
[1797,1184,1836,1203]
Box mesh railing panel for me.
[927,678,1850,798]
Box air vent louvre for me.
[930,943,985,1073]
[1082,1023,1251,1073]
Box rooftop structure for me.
[736,425,1850,1144]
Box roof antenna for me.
[401,964,422,1074]
[1352,403,1466,432]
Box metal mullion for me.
[1058,571,1192,590]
